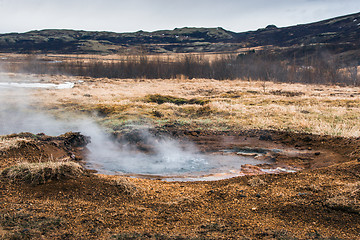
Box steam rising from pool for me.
[0,81,74,89]
[84,129,265,179]
[85,130,210,175]
[0,72,267,181]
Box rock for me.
[259,134,273,141]
[60,132,91,147]
[241,164,263,174]
[303,136,312,142]
[265,24,278,30]
[237,152,258,157]
[298,192,309,196]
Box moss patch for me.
[145,94,209,106]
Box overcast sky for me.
[0,0,359,33]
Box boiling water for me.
[85,146,267,181]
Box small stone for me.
[315,152,321,156]
[298,192,309,196]
[259,134,273,141]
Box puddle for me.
[0,82,74,89]
[85,138,302,182]
[87,151,269,181]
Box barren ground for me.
[0,63,360,239]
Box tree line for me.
[3,51,359,86]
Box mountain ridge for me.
[0,12,359,55]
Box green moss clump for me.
[145,94,209,105]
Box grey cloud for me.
[0,0,359,33]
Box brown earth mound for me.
[0,132,89,169]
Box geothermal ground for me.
[0,61,360,239]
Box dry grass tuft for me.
[270,90,304,97]
[1,161,84,185]
[307,183,323,192]
[107,177,138,195]
[0,137,30,151]
[248,177,266,187]
[325,181,360,213]
[325,196,359,213]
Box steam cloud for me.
[0,72,267,181]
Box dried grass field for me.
[29,73,360,138]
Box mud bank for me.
[0,132,89,169]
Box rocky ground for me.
[0,129,359,239]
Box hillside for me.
[0,12,359,56]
